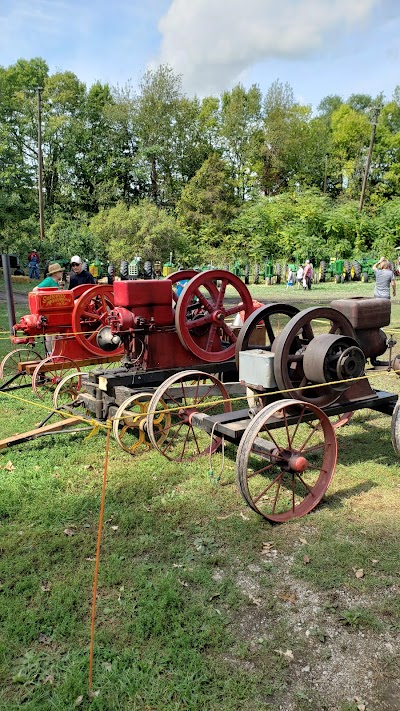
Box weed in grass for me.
[338,607,381,630]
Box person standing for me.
[373,257,396,300]
[303,259,313,290]
[68,255,96,289]
[286,268,294,288]
[28,249,40,279]
[296,264,304,288]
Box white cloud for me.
[156,0,383,95]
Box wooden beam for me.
[0,417,87,449]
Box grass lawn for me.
[0,278,399,710]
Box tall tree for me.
[219,84,263,200]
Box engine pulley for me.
[303,334,365,391]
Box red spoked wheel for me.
[71,285,124,357]
[147,370,232,462]
[0,347,43,386]
[272,307,357,407]
[32,356,81,400]
[236,399,337,522]
[175,270,254,363]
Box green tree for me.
[176,154,239,263]
[89,200,181,264]
[220,84,263,200]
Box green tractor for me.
[318,257,351,283]
[253,259,282,285]
[232,259,250,284]
[348,257,377,282]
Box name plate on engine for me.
[239,350,277,389]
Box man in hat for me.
[33,263,64,291]
[68,255,96,289]
[28,249,40,279]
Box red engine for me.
[12,284,124,362]
[104,270,257,371]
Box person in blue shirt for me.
[28,250,40,279]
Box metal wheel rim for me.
[272,306,356,407]
[52,370,84,409]
[175,270,253,363]
[113,391,155,454]
[0,348,43,385]
[32,356,81,400]
[236,398,337,522]
[235,303,299,368]
[147,369,232,461]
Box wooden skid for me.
[19,354,121,375]
[0,417,87,449]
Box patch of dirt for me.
[221,541,400,711]
[0,290,28,304]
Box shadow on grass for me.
[320,479,377,512]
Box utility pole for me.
[37,87,45,240]
[359,106,380,213]
[323,154,328,194]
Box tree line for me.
[1,57,400,267]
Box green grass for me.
[0,280,399,709]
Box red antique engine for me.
[99,269,255,370]
[11,284,124,361]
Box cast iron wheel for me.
[236,398,337,522]
[0,347,43,386]
[272,306,357,407]
[147,370,232,462]
[71,285,124,358]
[175,270,253,363]
[32,356,81,400]
[391,400,400,457]
[52,371,85,409]
[235,303,299,368]
[113,391,160,455]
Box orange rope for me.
[88,421,112,691]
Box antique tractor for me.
[318,258,351,283]
[138,296,399,523]
[1,284,124,397]
[254,260,282,285]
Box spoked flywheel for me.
[236,399,337,522]
[175,270,254,363]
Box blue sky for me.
[1,0,399,110]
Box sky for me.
[1,0,400,110]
